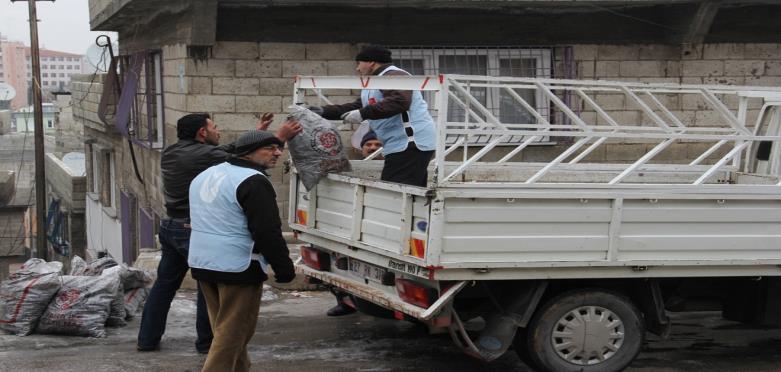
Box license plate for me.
[348,258,387,283]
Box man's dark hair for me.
[355,45,392,63]
[177,113,211,140]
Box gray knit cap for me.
[233,130,283,156]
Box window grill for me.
[119,51,165,149]
[389,46,570,145]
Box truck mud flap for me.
[296,262,467,321]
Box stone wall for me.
[158,42,361,222]
[568,43,781,163]
[53,95,86,155]
[45,153,87,263]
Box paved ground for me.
[1,288,780,371]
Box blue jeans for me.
[137,218,213,352]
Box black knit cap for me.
[233,130,283,156]
[355,45,392,63]
[360,130,378,147]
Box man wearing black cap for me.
[360,130,383,159]
[188,130,297,372]
[316,44,437,187]
[137,113,300,354]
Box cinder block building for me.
[75,0,781,262]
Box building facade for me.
[12,102,57,133]
[76,0,781,263]
[0,35,29,110]
[0,33,87,110]
[27,49,87,93]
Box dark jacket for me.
[321,63,413,120]
[161,139,236,218]
[190,157,295,285]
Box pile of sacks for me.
[0,256,154,337]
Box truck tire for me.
[512,328,542,370]
[525,289,644,372]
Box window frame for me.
[120,50,165,149]
[389,47,553,145]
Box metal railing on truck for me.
[293,74,781,189]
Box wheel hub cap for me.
[551,305,625,365]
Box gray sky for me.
[1,0,115,55]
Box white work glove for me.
[341,109,363,124]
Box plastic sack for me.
[18,258,63,275]
[83,256,118,276]
[102,266,127,327]
[69,256,88,275]
[287,105,352,191]
[36,274,119,338]
[0,271,61,336]
[119,265,153,291]
[123,287,150,320]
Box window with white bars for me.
[390,47,554,144]
[122,51,165,149]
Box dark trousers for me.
[381,143,434,187]
[137,218,213,352]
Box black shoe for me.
[196,348,209,355]
[136,344,160,352]
[327,303,356,317]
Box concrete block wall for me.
[70,74,111,131]
[570,43,781,163]
[157,42,360,223]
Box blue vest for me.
[361,65,436,156]
[188,162,268,273]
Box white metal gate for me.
[294,74,781,189]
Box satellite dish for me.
[0,83,16,101]
[85,41,116,72]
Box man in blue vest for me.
[317,44,436,187]
[137,113,300,354]
[188,130,296,372]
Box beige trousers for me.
[199,281,263,372]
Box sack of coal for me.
[102,266,127,327]
[36,273,119,338]
[18,258,63,275]
[69,256,88,275]
[0,269,61,336]
[83,256,118,276]
[119,265,153,291]
[287,105,352,191]
[123,287,150,319]
[68,256,127,327]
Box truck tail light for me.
[395,278,438,308]
[296,209,308,225]
[409,238,426,258]
[300,245,330,271]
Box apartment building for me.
[26,49,87,92]
[1,33,87,109]
[0,35,29,110]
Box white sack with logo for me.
[36,273,118,338]
[287,105,352,191]
[0,259,62,336]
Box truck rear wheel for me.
[523,289,644,372]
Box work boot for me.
[326,302,356,316]
[136,344,160,352]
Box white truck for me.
[289,74,781,372]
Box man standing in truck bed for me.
[318,45,436,188]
